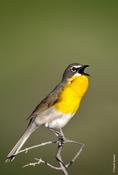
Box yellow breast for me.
[54,75,89,114]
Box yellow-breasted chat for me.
[6,63,89,161]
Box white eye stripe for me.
[72,65,81,68]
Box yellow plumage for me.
[54,75,89,114]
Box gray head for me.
[62,63,89,80]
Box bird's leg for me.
[59,128,66,141]
[49,128,61,137]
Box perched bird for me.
[6,63,89,162]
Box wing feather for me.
[27,82,64,120]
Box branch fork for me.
[15,129,85,175]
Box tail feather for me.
[6,122,38,162]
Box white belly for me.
[45,113,74,129]
[34,107,74,129]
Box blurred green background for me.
[0,0,118,175]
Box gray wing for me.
[27,82,64,121]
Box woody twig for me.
[16,129,85,175]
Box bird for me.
[6,63,90,162]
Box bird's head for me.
[62,63,90,81]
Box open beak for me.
[79,65,90,76]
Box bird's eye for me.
[71,66,77,72]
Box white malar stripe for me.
[73,72,81,77]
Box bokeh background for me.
[0,1,118,175]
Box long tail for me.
[6,121,38,162]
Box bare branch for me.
[55,132,68,175]
[14,129,85,175]
[18,140,57,155]
[23,158,61,170]
[65,140,85,168]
